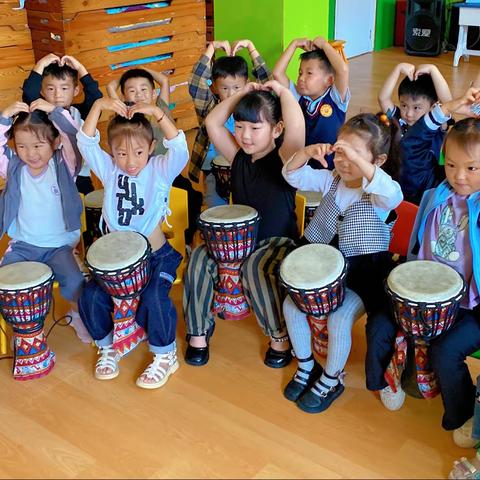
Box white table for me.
[453,2,480,66]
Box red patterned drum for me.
[211,155,231,201]
[280,244,347,356]
[0,261,55,381]
[384,260,466,399]
[86,231,151,357]
[198,204,260,321]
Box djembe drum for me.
[211,155,231,201]
[280,244,347,357]
[85,231,151,356]
[384,260,466,399]
[198,205,260,321]
[298,191,323,228]
[84,188,104,248]
[0,262,55,380]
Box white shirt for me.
[76,128,189,237]
[282,160,403,221]
[8,160,80,247]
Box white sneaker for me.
[454,418,478,448]
[380,385,406,411]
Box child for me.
[22,53,103,195]
[281,113,403,413]
[188,39,272,207]
[366,89,480,447]
[76,97,189,389]
[273,36,350,168]
[378,63,452,204]
[0,99,88,342]
[183,80,305,367]
[108,67,202,246]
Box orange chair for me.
[389,201,419,257]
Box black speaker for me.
[405,0,445,56]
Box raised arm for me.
[62,55,103,119]
[312,36,349,100]
[189,41,231,119]
[82,97,128,138]
[264,80,305,162]
[232,39,272,83]
[128,102,178,140]
[144,67,170,105]
[272,38,311,88]
[415,64,452,103]
[22,53,61,104]
[0,102,30,177]
[378,63,415,114]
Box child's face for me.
[14,129,56,176]
[398,94,432,126]
[334,132,374,186]
[123,77,155,104]
[444,139,480,196]
[297,59,333,99]
[213,75,247,101]
[110,135,155,177]
[41,74,79,109]
[234,117,282,158]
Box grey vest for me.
[304,175,395,257]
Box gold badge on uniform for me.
[320,104,333,118]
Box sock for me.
[314,371,339,394]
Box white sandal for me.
[136,349,179,389]
[94,346,120,380]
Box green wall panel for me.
[374,0,396,51]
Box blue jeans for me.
[366,305,480,430]
[78,241,182,353]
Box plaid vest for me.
[304,175,394,257]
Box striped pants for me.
[183,237,296,337]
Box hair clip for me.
[379,113,390,127]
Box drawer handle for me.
[40,18,49,25]
[50,33,62,42]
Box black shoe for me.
[296,381,345,414]
[264,346,292,368]
[185,323,215,367]
[284,360,324,402]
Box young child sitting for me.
[273,36,350,169]
[76,97,189,389]
[0,99,88,342]
[378,62,452,204]
[108,67,202,246]
[188,39,272,207]
[366,89,480,447]
[281,113,402,413]
[22,53,103,195]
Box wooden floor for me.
[1,48,480,479]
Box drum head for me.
[86,231,148,271]
[211,155,230,167]
[280,244,345,290]
[84,189,104,208]
[0,262,53,290]
[387,260,464,303]
[299,190,322,207]
[200,205,258,224]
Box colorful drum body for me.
[86,231,152,356]
[386,260,465,340]
[84,189,104,248]
[299,191,322,228]
[280,244,347,357]
[211,155,231,201]
[198,205,260,320]
[384,260,466,399]
[0,261,55,380]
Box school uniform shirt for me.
[417,194,480,309]
[290,81,350,169]
[76,128,189,237]
[7,159,80,248]
[231,146,298,242]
